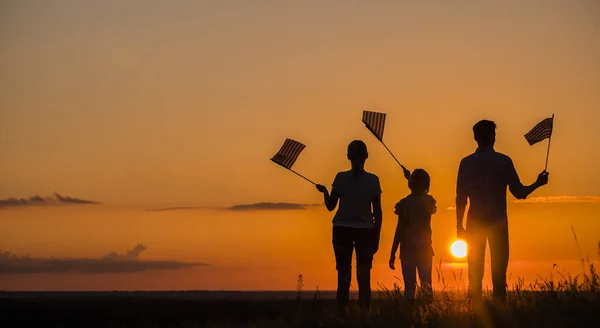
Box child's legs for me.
[400,256,417,301]
[332,227,354,307]
[417,254,434,300]
[355,228,376,309]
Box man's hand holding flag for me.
[524,114,554,172]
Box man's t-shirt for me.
[331,170,382,229]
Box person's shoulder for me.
[335,170,352,179]
[365,171,379,179]
[332,170,350,188]
[366,172,379,182]
[460,152,477,164]
[493,151,514,164]
[394,195,410,209]
[425,194,437,203]
[363,171,380,184]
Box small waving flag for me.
[362,110,386,141]
[361,110,410,180]
[271,139,306,169]
[524,116,554,146]
[270,138,315,185]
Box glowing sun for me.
[450,240,468,259]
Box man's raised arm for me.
[506,158,549,200]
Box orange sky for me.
[0,1,599,290]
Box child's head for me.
[409,169,430,194]
[347,140,368,164]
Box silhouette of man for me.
[456,120,549,300]
[316,140,382,312]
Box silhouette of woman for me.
[316,140,382,312]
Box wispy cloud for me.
[146,207,202,212]
[0,245,207,274]
[146,202,321,212]
[513,196,600,204]
[227,202,320,211]
[447,206,456,211]
[52,193,99,205]
[0,193,100,208]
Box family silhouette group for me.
[315,119,550,312]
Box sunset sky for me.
[1,0,599,291]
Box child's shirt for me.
[394,194,437,258]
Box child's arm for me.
[389,204,406,269]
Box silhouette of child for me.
[389,169,436,303]
[316,140,382,312]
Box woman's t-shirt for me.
[331,170,382,229]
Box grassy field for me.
[1,263,599,328]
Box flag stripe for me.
[271,138,306,169]
[362,110,386,141]
[524,117,553,146]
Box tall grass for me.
[244,234,600,328]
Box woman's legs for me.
[333,227,354,310]
[355,228,376,310]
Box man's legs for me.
[488,219,509,300]
[466,222,487,299]
[355,228,375,310]
[417,254,434,302]
[333,227,354,311]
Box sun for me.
[450,240,468,259]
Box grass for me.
[1,263,598,328]
[1,237,598,327]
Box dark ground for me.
[1,290,599,327]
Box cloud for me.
[52,192,99,205]
[146,207,202,212]
[145,202,321,212]
[513,196,600,204]
[447,206,456,211]
[227,202,320,211]
[0,244,207,274]
[0,193,100,208]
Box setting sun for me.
[450,240,468,259]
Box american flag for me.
[362,110,386,141]
[270,139,306,169]
[524,116,554,146]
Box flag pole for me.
[544,113,554,172]
[289,169,317,185]
[380,141,409,173]
[364,124,410,180]
[270,158,316,185]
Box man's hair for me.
[409,169,430,194]
[347,140,368,161]
[473,120,496,145]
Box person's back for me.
[395,193,436,258]
[315,140,382,312]
[456,119,549,300]
[332,170,381,229]
[458,148,515,223]
[389,169,436,303]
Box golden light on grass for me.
[450,240,468,259]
